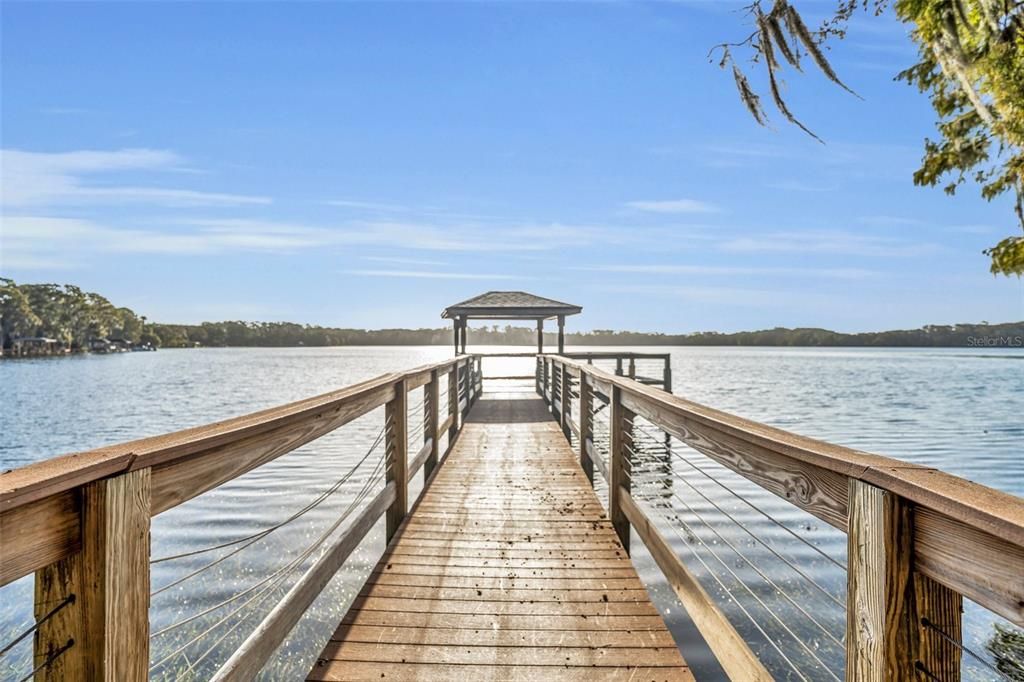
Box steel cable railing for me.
[149,454,385,675]
[629,419,848,571]
[626,423,846,607]
[0,595,74,659]
[919,618,1021,680]
[16,639,74,682]
[151,425,388,569]
[583,393,844,680]
[150,451,385,641]
[625,443,846,656]
[178,468,386,679]
[639,495,814,682]
[150,430,387,598]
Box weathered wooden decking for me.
[308,390,693,681]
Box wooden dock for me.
[308,390,692,681]
[3,337,1023,680]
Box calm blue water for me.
[1,346,1021,680]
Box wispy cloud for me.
[766,180,838,193]
[344,269,519,280]
[362,255,449,266]
[719,230,939,257]
[858,215,925,227]
[575,264,876,279]
[0,148,270,208]
[1,214,635,270]
[325,199,411,212]
[595,283,834,307]
[625,199,719,214]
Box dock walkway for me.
[307,389,693,681]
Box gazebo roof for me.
[442,291,582,320]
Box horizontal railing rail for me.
[538,353,1024,681]
[0,354,484,680]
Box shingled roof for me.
[442,291,582,319]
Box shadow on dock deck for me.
[307,388,693,681]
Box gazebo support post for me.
[460,317,467,355]
[557,315,565,354]
[536,320,544,354]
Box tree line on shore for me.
[2,279,1022,351]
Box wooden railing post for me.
[615,358,623,376]
[628,357,636,379]
[535,356,541,395]
[608,385,631,553]
[464,360,470,415]
[385,379,408,543]
[579,373,593,484]
[550,361,560,419]
[34,469,151,681]
[476,356,483,396]
[447,365,459,442]
[663,359,673,393]
[846,479,963,681]
[544,358,551,403]
[560,363,571,439]
[425,369,440,480]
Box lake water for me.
[1,346,1021,680]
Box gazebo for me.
[442,291,582,355]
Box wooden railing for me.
[538,354,1024,681]
[0,354,483,680]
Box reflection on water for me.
[1,346,1021,679]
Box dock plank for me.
[308,391,692,680]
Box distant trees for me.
[2,280,1021,353]
[0,279,149,350]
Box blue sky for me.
[1,1,1021,333]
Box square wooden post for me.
[846,479,962,681]
[536,319,544,354]
[550,361,560,419]
[425,369,440,479]
[608,385,631,554]
[557,315,565,354]
[560,364,571,439]
[385,379,408,543]
[460,318,467,355]
[34,468,152,681]
[628,357,636,379]
[447,365,459,443]
[579,373,594,484]
[452,319,459,355]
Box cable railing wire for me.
[17,638,74,682]
[150,431,386,597]
[624,435,846,610]
[628,419,847,571]
[150,453,385,640]
[174,465,385,679]
[0,595,74,659]
[152,424,387,566]
[642,498,814,682]
[920,618,1018,680]
[149,456,385,673]
[627,443,846,652]
[638,486,841,679]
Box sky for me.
[1,1,1022,334]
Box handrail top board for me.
[543,354,1024,550]
[0,356,475,514]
